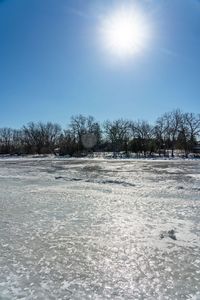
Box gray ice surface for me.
[0,159,200,299]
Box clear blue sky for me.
[0,0,200,128]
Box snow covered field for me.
[0,158,200,300]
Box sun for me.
[100,7,151,59]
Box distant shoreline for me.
[0,154,199,162]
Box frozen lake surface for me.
[0,159,200,300]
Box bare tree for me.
[22,122,61,154]
[177,113,200,156]
[104,119,130,156]
[184,113,200,143]
[154,116,170,156]
[0,128,14,154]
[164,110,182,157]
[39,122,62,153]
[58,130,76,156]
[12,129,24,154]
[69,115,101,152]
[130,120,154,157]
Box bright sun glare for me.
[101,7,151,59]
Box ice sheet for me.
[0,159,200,299]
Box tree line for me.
[0,109,200,158]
